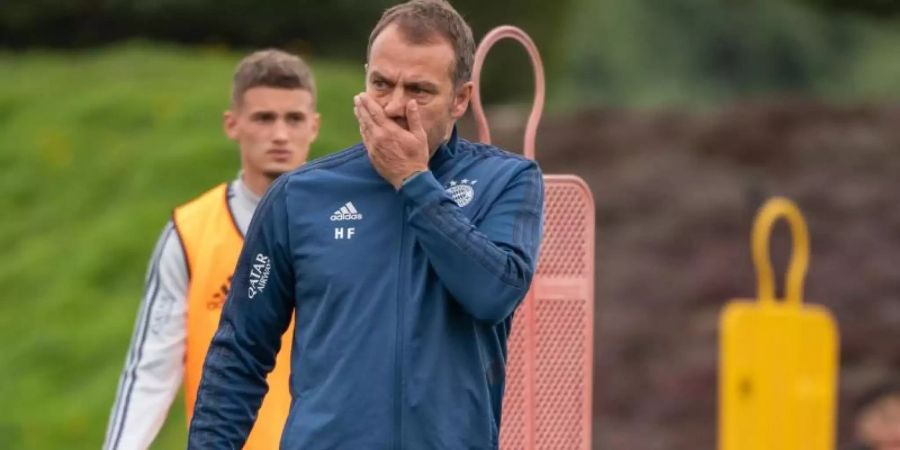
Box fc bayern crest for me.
[445,179,477,207]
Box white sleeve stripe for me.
[109,272,162,449]
[105,223,175,449]
[107,248,164,448]
[106,234,166,449]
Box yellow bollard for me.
[719,197,839,450]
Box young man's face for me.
[366,23,472,153]
[224,86,320,180]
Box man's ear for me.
[451,81,473,119]
[223,109,238,140]
[310,112,322,143]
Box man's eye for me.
[372,80,388,89]
[254,114,275,123]
[409,86,432,97]
[286,115,304,124]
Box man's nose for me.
[272,119,289,142]
[383,89,407,119]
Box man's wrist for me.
[399,168,428,188]
[402,170,425,183]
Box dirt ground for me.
[461,100,900,449]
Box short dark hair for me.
[367,0,475,87]
[231,49,316,107]
[854,382,900,416]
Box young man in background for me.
[103,49,320,450]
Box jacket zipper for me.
[393,207,407,450]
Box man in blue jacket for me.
[188,0,544,448]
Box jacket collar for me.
[429,125,459,171]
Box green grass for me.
[0,42,363,449]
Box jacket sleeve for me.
[187,176,295,449]
[399,161,544,324]
[103,221,187,450]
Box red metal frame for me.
[471,25,595,450]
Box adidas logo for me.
[330,202,363,221]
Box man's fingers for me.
[354,97,376,138]
[353,96,366,126]
[356,93,388,127]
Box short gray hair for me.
[367,0,475,87]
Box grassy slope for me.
[0,43,361,449]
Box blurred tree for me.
[554,0,900,107]
[795,0,900,17]
[0,0,572,102]
[0,0,396,53]
[456,0,574,104]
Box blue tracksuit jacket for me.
[188,128,544,449]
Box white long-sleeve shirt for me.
[102,177,260,450]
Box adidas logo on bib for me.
[330,202,363,221]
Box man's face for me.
[858,396,900,450]
[366,23,472,153]
[224,86,319,180]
